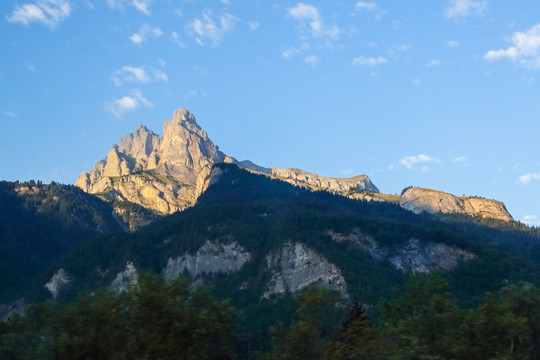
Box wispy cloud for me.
[104,90,153,117]
[6,0,71,28]
[248,21,260,31]
[484,24,540,69]
[426,59,442,67]
[522,214,540,226]
[517,172,540,185]
[352,56,388,66]
[113,66,149,86]
[132,0,152,15]
[304,55,318,66]
[186,11,239,46]
[445,0,487,19]
[452,156,468,163]
[353,2,384,19]
[129,24,162,45]
[112,65,167,86]
[399,154,440,169]
[287,3,341,39]
[4,111,16,118]
[448,40,460,47]
[107,0,152,14]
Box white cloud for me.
[129,24,162,45]
[354,2,384,19]
[412,78,421,86]
[399,154,440,169]
[104,90,152,117]
[107,0,152,14]
[355,2,377,11]
[4,111,16,118]
[452,156,468,163]
[522,214,540,226]
[288,3,341,39]
[187,11,239,46]
[113,66,149,86]
[445,0,487,19]
[426,59,442,67]
[172,31,186,47]
[352,56,388,66]
[304,55,318,66]
[448,40,460,47]
[132,0,152,15]
[6,0,71,28]
[248,21,260,31]
[26,63,37,72]
[112,65,168,86]
[484,24,540,69]
[282,48,300,59]
[517,172,540,185]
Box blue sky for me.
[1,0,539,225]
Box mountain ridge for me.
[75,107,513,224]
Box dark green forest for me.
[2,164,540,359]
[3,272,540,360]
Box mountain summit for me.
[75,108,378,217]
[75,108,512,223]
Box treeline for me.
[3,272,540,360]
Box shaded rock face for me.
[163,241,251,281]
[44,269,70,299]
[76,109,226,215]
[110,261,138,293]
[326,228,475,273]
[400,187,513,222]
[263,242,347,298]
[0,299,25,321]
[271,168,379,195]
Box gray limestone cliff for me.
[326,228,475,273]
[400,187,513,222]
[110,261,138,292]
[263,242,347,298]
[44,269,71,299]
[163,241,251,281]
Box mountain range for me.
[1,108,540,354]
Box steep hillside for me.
[41,164,540,307]
[0,181,125,303]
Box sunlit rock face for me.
[400,187,513,222]
[270,168,379,195]
[163,241,251,281]
[76,108,381,217]
[76,109,227,215]
[326,228,476,273]
[263,242,347,298]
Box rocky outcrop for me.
[163,241,251,281]
[44,269,71,299]
[400,187,513,222]
[110,261,138,292]
[263,242,347,298]
[0,299,25,321]
[76,109,227,214]
[326,228,475,273]
[77,108,380,217]
[271,168,379,195]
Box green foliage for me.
[0,273,236,360]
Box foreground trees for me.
[0,273,235,360]
[3,273,540,359]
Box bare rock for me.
[263,241,347,298]
[163,241,251,281]
[400,187,513,222]
[44,269,70,299]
